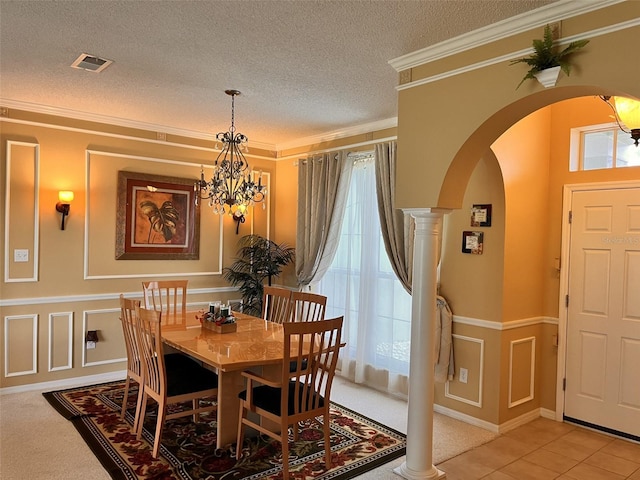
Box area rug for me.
[43,381,406,480]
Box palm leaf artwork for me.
[223,234,295,316]
[510,24,589,89]
[139,200,180,243]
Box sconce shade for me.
[613,97,640,130]
[56,190,74,230]
[58,191,74,203]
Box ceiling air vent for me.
[70,53,113,73]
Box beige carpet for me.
[0,377,497,479]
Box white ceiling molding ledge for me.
[0,98,277,152]
[275,116,398,153]
[394,17,640,93]
[388,0,623,72]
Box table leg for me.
[216,370,246,448]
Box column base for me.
[394,462,446,479]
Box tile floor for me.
[437,418,640,479]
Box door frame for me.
[556,179,640,421]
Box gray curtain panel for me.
[374,141,413,294]
[296,151,353,289]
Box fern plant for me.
[222,234,295,316]
[510,24,589,89]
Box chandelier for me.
[599,95,640,147]
[195,89,267,214]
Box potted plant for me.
[223,234,295,316]
[510,24,589,89]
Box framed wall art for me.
[462,231,484,255]
[470,204,492,227]
[115,171,200,260]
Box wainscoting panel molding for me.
[3,314,38,377]
[83,150,224,280]
[508,336,536,408]
[445,334,484,407]
[48,312,73,372]
[82,309,126,368]
[4,140,39,283]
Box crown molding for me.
[0,98,277,152]
[0,97,397,154]
[274,116,398,152]
[388,0,623,72]
[395,16,640,92]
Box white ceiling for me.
[0,0,558,149]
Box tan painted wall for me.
[0,110,278,388]
[439,153,505,322]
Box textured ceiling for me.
[0,0,556,148]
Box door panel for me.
[565,187,640,437]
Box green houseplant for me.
[510,24,589,89]
[223,234,295,316]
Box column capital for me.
[401,207,452,219]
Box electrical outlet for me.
[86,341,96,350]
[459,367,468,384]
[14,249,29,262]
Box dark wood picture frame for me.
[115,171,200,260]
[462,231,484,255]
[471,204,492,227]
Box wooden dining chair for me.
[135,305,219,458]
[261,286,292,324]
[236,316,344,480]
[288,291,326,322]
[119,295,145,428]
[141,280,188,329]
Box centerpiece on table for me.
[198,303,237,333]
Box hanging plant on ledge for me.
[510,24,589,89]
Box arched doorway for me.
[436,93,640,437]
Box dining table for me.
[161,311,286,448]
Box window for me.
[572,124,640,171]
[318,156,411,392]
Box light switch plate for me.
[86,341,96,350]
[459,367,468,384]
[14,249,29,262]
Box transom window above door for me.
[571,123,640,171]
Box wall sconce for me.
[599,96,640,147]
[232,204,247,235]
[56,190,74,230]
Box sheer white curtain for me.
[319,157,412,397]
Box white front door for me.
[565,187,640,437]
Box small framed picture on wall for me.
[471,204,492,227]
[462,231,484,255]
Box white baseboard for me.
[434,404,499,433]
[498,408,541,433]
[0,370,126,395]
[434,404,560,434]
[540,408,557,420]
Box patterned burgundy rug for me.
[43,381,406,480]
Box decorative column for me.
[394,209,446,480]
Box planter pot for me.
[534,66,561,88]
